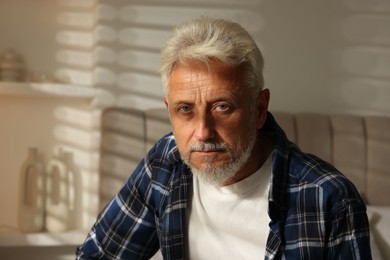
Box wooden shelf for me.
[0,82,96,99]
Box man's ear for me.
[256,89,270,129]
[164,99,168,109]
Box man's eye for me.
[216,104,229,111]
[179,105,192,113]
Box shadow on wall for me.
[99,107,172,210]
[332,0,390,115]
[54,0,265,228]
[56,0,265,110]
[50,106,100,230]
[38,0,102,230]
[52,0,390,230]
[99,108,146,210]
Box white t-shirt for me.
[186,156,272,259]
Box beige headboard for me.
[274,112,390,206]
[99,108,390,207]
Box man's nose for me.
[193,112,215,142]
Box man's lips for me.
[192,150,224,155]
[187,143,229,159]
[194,150,216,153]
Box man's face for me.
[165,59,268,185]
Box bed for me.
[100,107,390,259]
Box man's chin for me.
[186,163,236,186]
[188,155,231,169]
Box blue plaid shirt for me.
[76,112,371,259]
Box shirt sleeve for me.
[326,198,372,259]
[76,158,160,259]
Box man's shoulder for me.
[146,133,180,162]
[126,133,189,195]
[269,116,362,207]
[143,133,189,180]
[289,149,345,185]
[285,147,363,206]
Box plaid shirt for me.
[76,112,371,259]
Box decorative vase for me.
[17,147,45,233]
[45,148,68,232]
[63,151,82,230]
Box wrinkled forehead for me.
[167,59,248,92]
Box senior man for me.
[77,16,371,259]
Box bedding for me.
[367,206,390,259]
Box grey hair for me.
[160,16,264,96]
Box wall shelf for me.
[0,81,98,239]
[0,82,96,99]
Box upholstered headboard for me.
[273,112,390,206]
[99,107,390,208]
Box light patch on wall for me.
[55,6,97,92]
[117,49,160,73]
[117,72,163,98]
[101,108,145,136]
[93,67,117,85]
[54,144,99,172]
[56,50,94,68]
[341,47,390,79]
[340,78,390,115]
[55,68,94,86]
[135,0,262,4]
[56,30,94,48]
[53,125,99,150]
[58,0,98,8]
[79,169,99,198]
[118,27,171,50]
[90,1,266,112]
[330,0,390,115]
[100,150,140,203]
[93,46,117,64]
[341,15,390,45]
[92,88,117,108]
[30,83,96,97]
[118,5,264,33]
[117,95,164,110]
[102,134,145,159]
[57,12,96,28]
[95,3,117,21]
[54,106,96,129]
[342,0,390,13]
[79,168,100,226]
[50,0,268,231]
[94,25,117,43]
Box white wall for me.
[1,0,389,114]
[59,0,390,115]
[0,0,99,233]
[260,0,390,115]
[0,0,63,80]
[0,0,389,237]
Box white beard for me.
[182,127,257,186]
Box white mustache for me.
[188,142,230,152]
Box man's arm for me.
[326,198,372,259]
[76,160,160,259]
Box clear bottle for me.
[17,147,45,233]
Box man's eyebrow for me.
[171,99,193,106]
[170,97,240,109]
[208,94,240,104]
